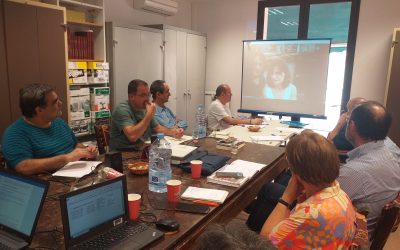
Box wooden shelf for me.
[59,0,103,10]
[67,20,103,28]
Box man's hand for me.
[252,118,263,125]
[171,128,184,138]
[145,102,156,117]
[281,175,304,204]
[66,147,97,162]
[86,146,98,159]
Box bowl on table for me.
[248,125,261,132]
[128,161,149,175]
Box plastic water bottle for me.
[194,104,207,138]
[148,133,172,193]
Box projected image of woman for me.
[263,60,297,100]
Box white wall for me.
[351,0,400,102]
[191,0,258,115]
[104,0,191,28]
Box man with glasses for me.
[150,80,187,130]
[110,79,183,150]
[2,83,98,175]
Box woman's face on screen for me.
[270,66,285,87]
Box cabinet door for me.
[37,7,68,121]
[0,2,11,136]
[164,29,178,114]
[175,31,188,125]
[186,33,206,132]
[385,29,400,146]
[112,27,141,108]
[4,1,41,122]
[139,30,162,85]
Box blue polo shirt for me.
[154,104,176,128]
[2,117,77,169]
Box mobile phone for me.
[215,172,244,179]
[175,202,210,214]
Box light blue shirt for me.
[154,105,176,128]
[338,140,400,236]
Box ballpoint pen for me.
[192,200,220,207]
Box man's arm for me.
[122,102,156,143]
[327,113,347,141]
[15,146,97,175]
[222,116,263,126]
[154,124,184,138]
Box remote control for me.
[215,172,244,179]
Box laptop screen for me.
[62,176,127,242]
[0,170,49,241]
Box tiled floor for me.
[235,211,400,249]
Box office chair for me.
[94,124,110,154]
[370,192,400,250]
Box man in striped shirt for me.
[2,84,97,175]
[338,101,400,237]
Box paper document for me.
[181,186,229,204]
[250,135,285,141]
[165,135,192,146]
[53,161,102,178]
[275,126,302,133]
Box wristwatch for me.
[277,198,291,208]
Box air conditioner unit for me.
[133,0,178,16]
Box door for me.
[384,29,400,147]
[139,30,162,86]
[186,33,206,133]
[175,31,188,125]
[164,29,178,114]
[0,2,11,136]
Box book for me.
[170,144,198,164]
[207,160,267,187]
[181,186,229,204]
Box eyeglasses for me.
[135,93,151,98]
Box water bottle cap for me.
[197,104,204,108]
[156,133,165,139]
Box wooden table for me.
[30,138,287,250]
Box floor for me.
[234,211,400,249]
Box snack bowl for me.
[128,161,149,175]
[248,125,261,132]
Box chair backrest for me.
[350,211,369,250]
[370,192,400,250]
[94,124,110,154]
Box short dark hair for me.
[150,80,166,100]
[128,79,148,94]
[286,130,340,187]
[213,84,228,101]
[349,101,392,141]
[19,83,54,118]
[267,59,291,88]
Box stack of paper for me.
[250,135,285,141]
[181,186,229,204]
[207,160,266,187]
[53,161,102,178]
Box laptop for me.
[0,170,49,250]
[60,175,164,250]
[171,145,198,164]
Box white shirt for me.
[207,99,232,131]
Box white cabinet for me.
[158,25,206,133]
[106,23,163,108]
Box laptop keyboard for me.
[73,222,149,250]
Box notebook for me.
[0,170,49,250]
[60,175,164,250]
[171,144,198,164]
[181,186,229,204]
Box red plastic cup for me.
[128,194,141,221]
[167,180,182,203]
[190,160,203,179]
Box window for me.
[257,0,360,129]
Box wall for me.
[104,0,191,28]
[191,0,258,115]
[351,0,400,102]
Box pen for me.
[192,200,220,207]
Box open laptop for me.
[60,175,164,250]
[0,169,49,250]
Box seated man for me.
[338,101,400,236]
[2,83,97,175]
[327,97,366,161]
[261,130,356,249]
[207,84,262,131]
[150,80,187,130]
[110,79,184,150]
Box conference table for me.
[30,137,287,249]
